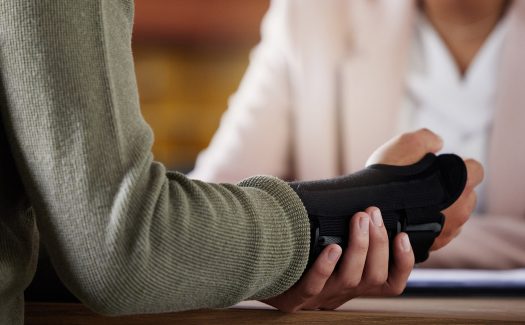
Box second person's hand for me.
[366,128,484,251]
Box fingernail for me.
[359,215,369,234]
[372,209,383,227]
[401,234,412,252]
[327,246,342,262]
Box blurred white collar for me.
[407,11,510,137]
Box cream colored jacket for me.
[191,0,525,269]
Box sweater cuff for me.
[238,175,310,300]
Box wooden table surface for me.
[26,297,525,324]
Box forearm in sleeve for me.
[0,0,310,315]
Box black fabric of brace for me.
[289,153,467,265]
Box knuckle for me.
[450,195,475,225]
[341,276,361,289]
[350,235,369,254]
[374,230,389,246]
[415,128,435,143]
[469,191,478,208]
[431,237,444,251]
[461,194,476,221]
[465,158,482,171]
[465,159,484,186]
[414,128,442,150]
[314,266,333,280]
[461,209,471,224]
[364,272,388,287]
[418,127,433,135]
[458,207,470,224]
[399,132,420,148]
[310,261,333,280]
[354,243,369,258]
[389,283,407,296]
[300,285,321,300]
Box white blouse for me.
[400,12,510,211]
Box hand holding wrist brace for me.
[289,153,467,264]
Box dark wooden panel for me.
[133,0,270,44]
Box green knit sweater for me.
[0,1,310,323]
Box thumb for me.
[413,128,443,154]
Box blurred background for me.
[133,0,269,172]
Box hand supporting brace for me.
[289,153,467,264]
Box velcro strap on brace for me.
[289,153,467,264]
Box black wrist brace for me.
[289,153,467,264]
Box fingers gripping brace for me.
[289,154,467,264]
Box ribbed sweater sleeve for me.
[0,0,310,319]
